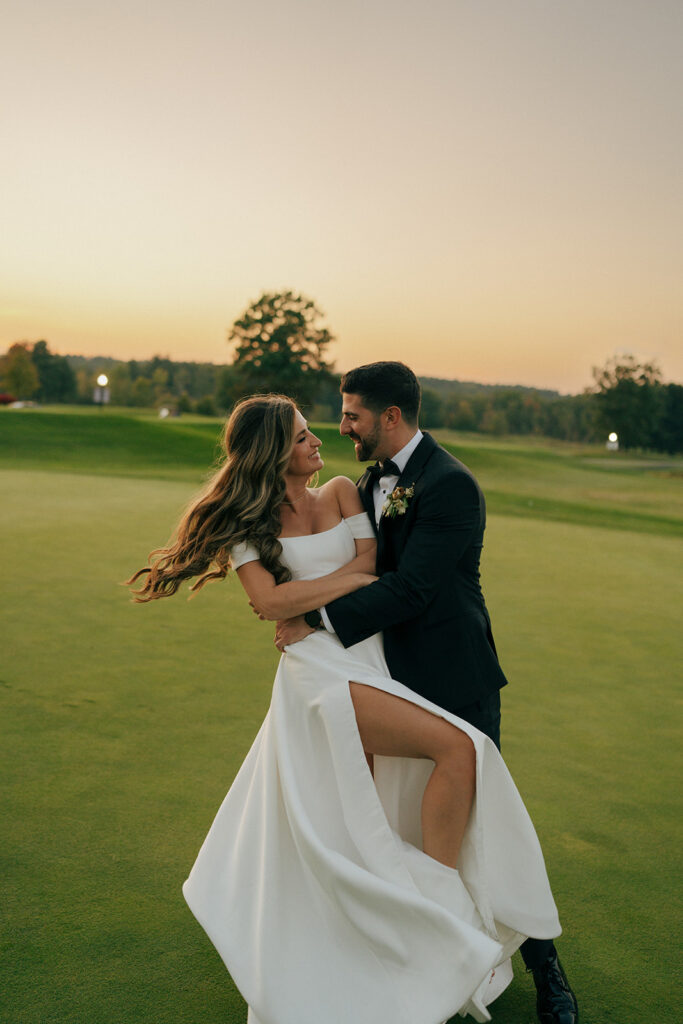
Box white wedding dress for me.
[183,514,561,1024]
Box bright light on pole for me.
[606,431,619,451]
[94,374,111,408]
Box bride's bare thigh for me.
[348,682,474,766]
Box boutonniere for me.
[382,484,415,518]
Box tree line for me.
[1,291,681,453]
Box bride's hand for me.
[274,615,314,652]
[249,599,268,620]
[271,574,378,650]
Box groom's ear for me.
[382,405,403,430]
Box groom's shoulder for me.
[418,437,484,507]
[425,434,479,483]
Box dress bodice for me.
[280,520,358,580]
[230,512,375,580]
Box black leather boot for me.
[531,952,579,1024]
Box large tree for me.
[591,355,662,450]
[228,291,334,407]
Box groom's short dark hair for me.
[341,362,421,424]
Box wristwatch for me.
[304,609,324,630]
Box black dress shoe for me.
[531,952,579,1024]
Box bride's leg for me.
[349,683,475,869]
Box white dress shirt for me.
[320,430,423,633]
[370,429,423,525]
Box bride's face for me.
[287,410,323,477]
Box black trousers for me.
[454,690,555,970]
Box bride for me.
[127,393,560,1024]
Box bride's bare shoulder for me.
[321,475,364,517]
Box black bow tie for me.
[366,459,400,482]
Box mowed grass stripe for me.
[0,408,224,481]
[2,409,681,535]
[484,489,682,535]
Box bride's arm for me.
[238,477,376,620]
[333,541,376,576]
[236,552,376,621]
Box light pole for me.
[94,374,110,409]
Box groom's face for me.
[340,392,386,461]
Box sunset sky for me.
[2,0,681,393]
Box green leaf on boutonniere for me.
[382,484,415,519]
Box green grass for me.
[2,406,681,533]
[2,408,682,1023]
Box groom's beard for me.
[351,423,382,462]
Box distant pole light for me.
[94,374,110,408]
[606,431,619,451]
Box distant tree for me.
[480,403,508,435]
[31,340,76,402]
[131,377,153,407]
[214,364,240,413]
[652,383,683,454]
[195,395,217,416]
[189,362,220,399]
[492,390,537,435]
[109,364,133,405]
[419,388,444,428]
[149,355,175,384]
[229,291,334,407]
[444,397,478,432]
[538,394,597,442]
[150,366,172,407]
[311,373,342,421]
[73,369,90,403]
[0,343,39,399]
[591,355,662,449]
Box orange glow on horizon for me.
[1,1,681,394]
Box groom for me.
[279,361,579,1024]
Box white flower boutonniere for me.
[382,484,415,519]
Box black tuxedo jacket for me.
[326,432,509,714]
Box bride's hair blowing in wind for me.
[126,394,297,601]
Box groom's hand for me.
[274,615,314,651]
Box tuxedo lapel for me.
[395,432,438,489]
[374,434,438,566]
[356,468,379,536]
[356,435,438,559]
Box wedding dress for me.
[183,513,561,1024]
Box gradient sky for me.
[2,0,681,393]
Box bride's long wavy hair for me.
[126,394,297,601]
